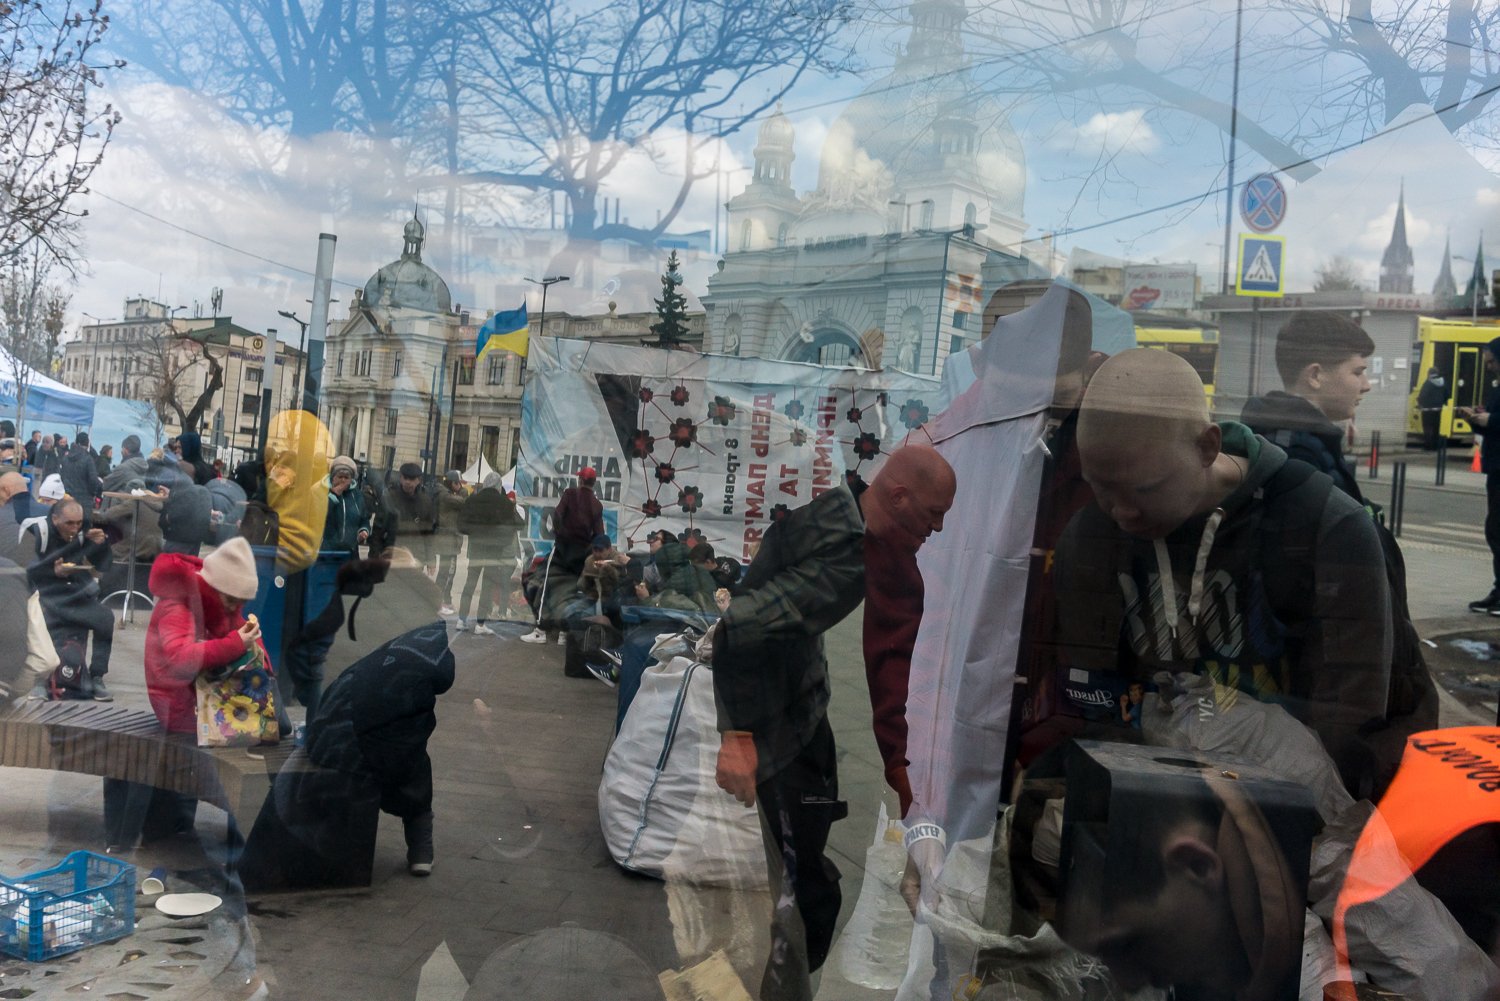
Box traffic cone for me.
[1473,445,1483,473]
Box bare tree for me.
[1313,255,1365,291]
[0,0,123,268]
[941,0,1500,183]
[451,0,854,250]
[108,0,855,259]
[136,326,227,436]
[0,246,69,434]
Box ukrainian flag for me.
[476,304,529,361]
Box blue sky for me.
[67,0,1500,334]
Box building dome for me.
[758,104,795,152]
[813,0,1025,218]
[364,210,452,314]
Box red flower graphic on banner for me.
[668,418,697,447]
[670,385,691,406]
[853,432,881,460]
[655,463,676,484]
[783,400,805,421]
[678,486,704,513]
[638,387,655,404]
[709,396,736,426]
[900,399,929,429]
[846,405,864,423]
[629,429,656,458]
[789,428,808,447]
[641,499,663,517]
[770,503,791,523]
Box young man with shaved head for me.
[1052,349,1395,797]
[712,444,955,1001]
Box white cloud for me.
[1478,187,1500,208]
[1052,109,1160,156]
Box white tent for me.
[461,453,499,484]
[0,347,95,427]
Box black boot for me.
[403,812,434,876]
[1470,590,1500,613]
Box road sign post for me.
[1241,173,1288,233]
[1237,234,1286,297]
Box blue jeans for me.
[613,626,666,733]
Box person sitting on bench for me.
[27,499,115,701]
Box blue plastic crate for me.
[0,851,136,962]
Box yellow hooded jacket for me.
[265,410,331,572]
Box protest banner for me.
[517,337,940,558]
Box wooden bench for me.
[0,700,292,832]
[0,700,382,889]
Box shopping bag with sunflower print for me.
[194,646,281,748]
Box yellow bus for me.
[1406,316,1500,441]
[1134,323,1219,409]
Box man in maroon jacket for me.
[550,466,603,572]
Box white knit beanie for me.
[201,537,260,600]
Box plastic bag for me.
[834,804,913,989]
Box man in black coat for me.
[712,447,956,1001]
[1417,367,1450,450]
[60,431,104,522]
[1460,336,1500,619]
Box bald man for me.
[861,446,960,815]
[0,471,31,565]
[712,445,955,1001]
[1051,348,1396,797]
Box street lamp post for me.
[524,275,570,340]
[278,309,309,405]
[278,299,335,409]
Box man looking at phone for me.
[1461,337,1500,614]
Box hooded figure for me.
[1054,351,1396,798]
[178,431,216,485]
[241,556,454,885]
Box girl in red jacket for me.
[104,538,267,852]
[144,536,266,734]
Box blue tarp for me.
[87,396,165,453]
[0,349,95,428]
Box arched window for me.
[964,202,977,227]
[919,200,935,230]
[739,220,752,251]
[776,223,789,248]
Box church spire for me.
[1379,181,1414,294]
[1433,231,1458,301]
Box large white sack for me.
[598,655,767,889]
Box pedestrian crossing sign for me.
[1237,234,1286,297]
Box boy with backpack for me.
[1241,311,1438,775]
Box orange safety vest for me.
[1331,727,1500,996]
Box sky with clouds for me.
[63,0,1500,336]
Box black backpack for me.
[1255,459,1438,794]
